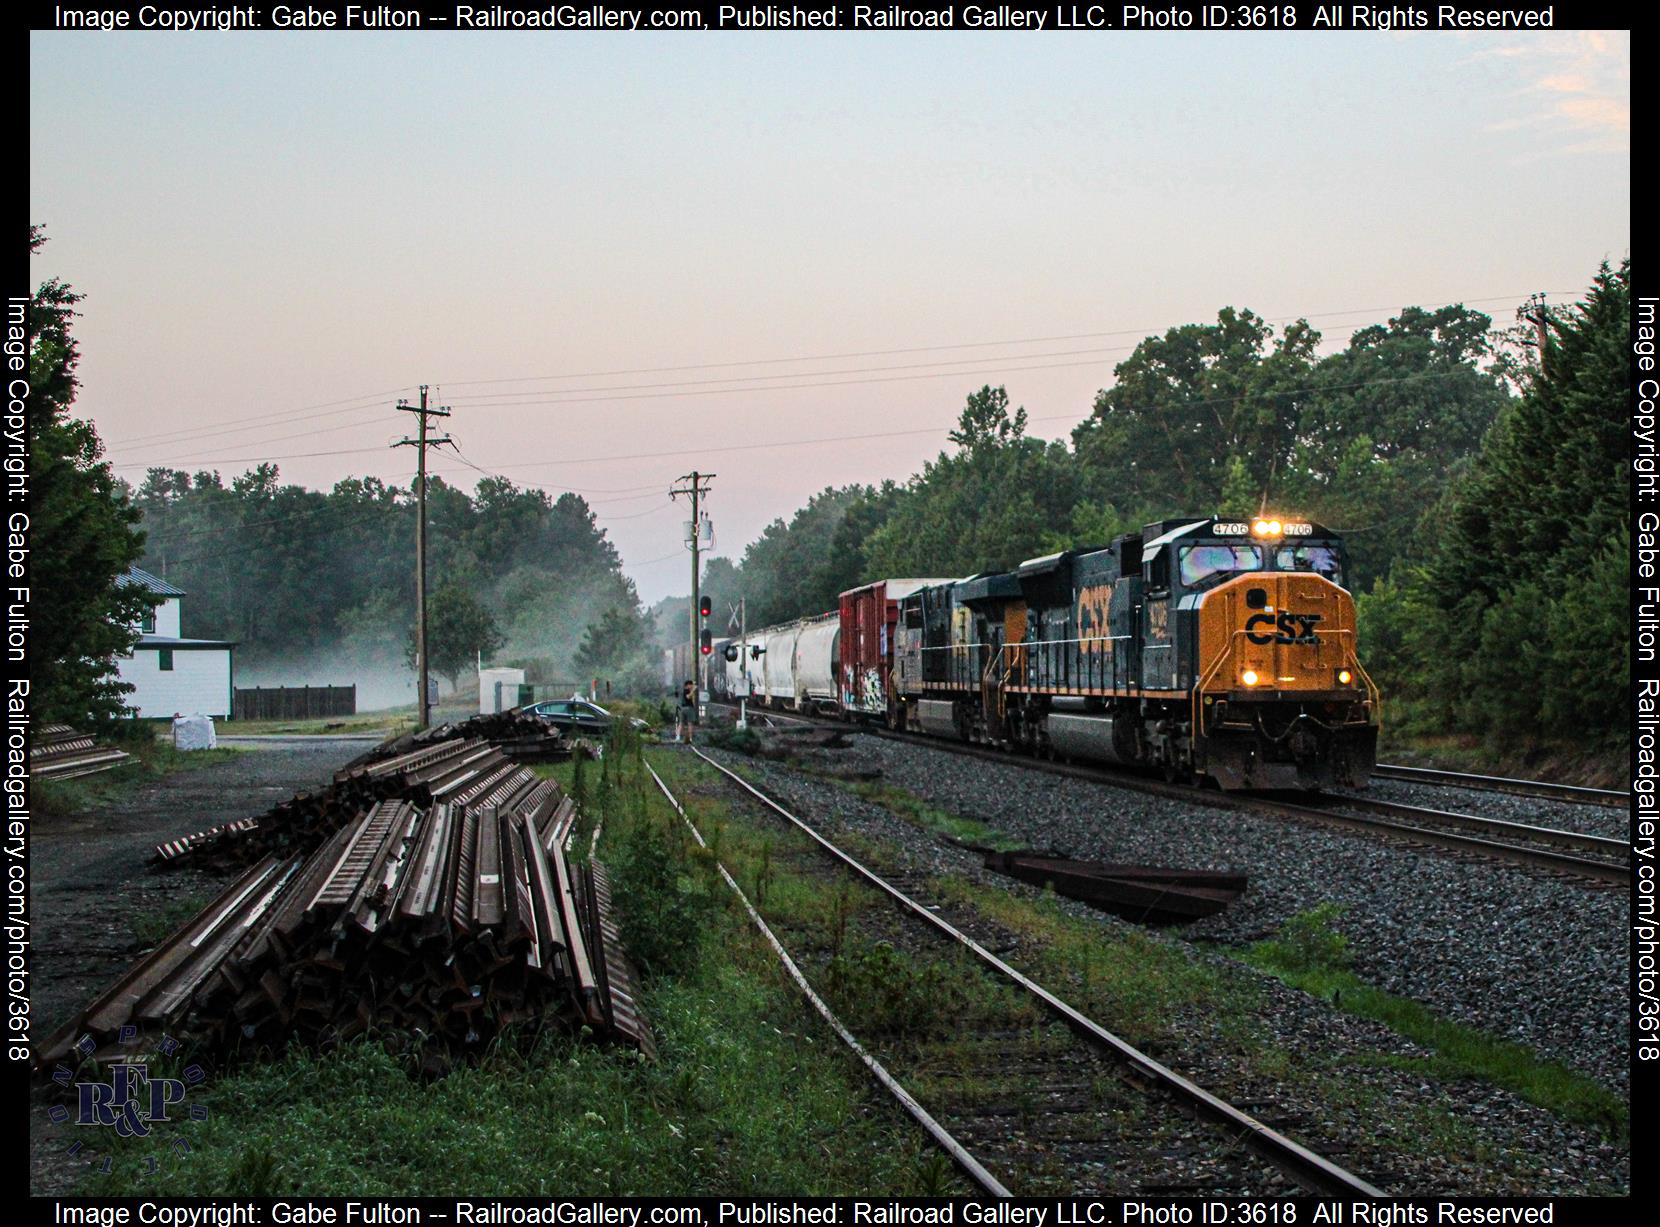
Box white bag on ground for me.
[173,714,217,751]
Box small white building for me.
[115,568,236,719]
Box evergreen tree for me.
[28,226,150,725]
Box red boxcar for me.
[838,579,953,721]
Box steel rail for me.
[1260,795,1629,886]
[643,761,1010,1198]
[683,745,1385,1199]
[1372,763,1629,809]
[1317,794,1627,859]
[710,705,1627,883]
[836,712,1629,887]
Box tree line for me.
[129,467,662,693]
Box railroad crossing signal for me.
[699,595,713,654]
[700,629,712,655]
[723,644,739,662]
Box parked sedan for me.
[520,698,647,736]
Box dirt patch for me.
[27,736,382,1194]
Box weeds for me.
[1254,901,1352,973]
[704,726,763,756]
[823,943,967,1042]
[1243,908,1627,1141]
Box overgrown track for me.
[644,761,1009,1198]
[715,706,1628,887]
[1372,763,1629,809]
[680,743,1386,1199]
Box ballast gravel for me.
[692,730,1629,1195]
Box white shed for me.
[479,667,528,715]
[114,568,236,719]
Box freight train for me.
[666,515,1378,790]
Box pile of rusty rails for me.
[348,710,596,770]
[42,734,652,1078]
[157,717,591,869]
[31,724,131,780]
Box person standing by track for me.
[676,679,697,744]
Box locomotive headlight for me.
[1241,669,1260,686]
[1252,519,1270,536]
[1337,669,1353,685]
[1268,519,1282,535]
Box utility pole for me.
[1519,293,1550,377]
[669,470,716,703]
[395,386,453,730]
[731,597,748,730]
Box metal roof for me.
[123,567,186,597]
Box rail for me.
[644,761,1009,1197]
[684,745,1386,1198]
[1372,764,1629,809]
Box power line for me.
[429,291,1572,389]
[106,387,413,448]
[97,288,1575,456]
[110,365,1483,475]
[440,343,1143,405]
[113,402,395,458]
[443,448,670,502]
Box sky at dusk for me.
[29,28,1630,603]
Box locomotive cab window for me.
[1274,544,1344,586]
[1178,543,1264,588]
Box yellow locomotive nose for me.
[1198,570,1364,700]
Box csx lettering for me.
[1077,582,1114,654]
[1245,611,1322,645]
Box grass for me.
[130,893,217,948]
[35,737,244,818]
[927,873,1243,1050]
[1241,906,1629,1142]
[840,778,1027,852]
[79,726,953,1196]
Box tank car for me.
[791,615,841,714]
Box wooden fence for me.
[233,685,357,721]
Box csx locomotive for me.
[690,515,1378,790]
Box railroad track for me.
[661,744,1385,1198]
[708,704,1628,887]
[1372,763,1629,810]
